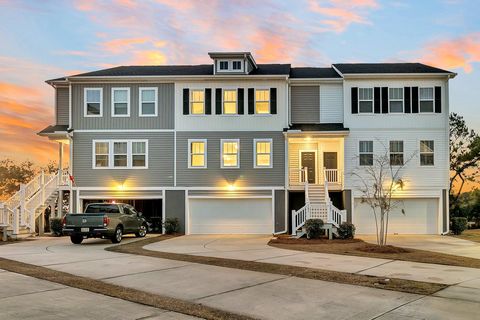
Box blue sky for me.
[0,0,479,163]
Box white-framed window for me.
[223,89,237,114]
[358,88,373,113]
[132,141,147,167]
[94,141,109,167]
[389,140,404,166]
[254,139,273,168]
[111,88,130,117]
[190,89,205,115]
[93,140,148,169]
[389,88,404,113]
[419,87,434,113]
[221,139,239,168]
[255,89,270,114]
[139,87,158,116]
[188,139,207,168]
[219,61,228,70]
[420,140,434,166]
[84,88,103,117]
[232,61,242,70]
[359,140,373,166]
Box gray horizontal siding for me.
[291,86,320,123]
[56,87,69,125]
[72,83,174,130]
[176,131,285,187]
[72,132,174,187]
[79,190,163,198]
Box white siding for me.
[175,79,288,131]
[320,83,343,123]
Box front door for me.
[301,152,316,184]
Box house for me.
[0,51,456,237]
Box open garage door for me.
[189,198,273,234]
[353,198,439,234]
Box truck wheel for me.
[135,223,147,238]
[111,226,123,244]
[70,235,83,244]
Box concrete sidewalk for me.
[1,236,479,319]
[145,234,480,285]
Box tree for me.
[351,143,414,246]
[450,113,480,202]
[0,159,36,200]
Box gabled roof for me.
[290,67,341,79]
[332,63,454,75]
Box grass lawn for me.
[269,236,480,269]
[106,236,446,295]
[452,229,480,243]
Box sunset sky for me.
[0,0,479,168]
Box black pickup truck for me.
[62,203,148,244]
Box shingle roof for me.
[333,63,454,74]
[285,123,348,132]
[290,67,340,78]
[37,125,70,135]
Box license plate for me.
[81,228,89,232]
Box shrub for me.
[337,222,356,239]
[50,218,64,236]
[163,217,180,234]
[451,217,468,235]
[305,219,324,239]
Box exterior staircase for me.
[0,171,66,240]
[292,167,347,239]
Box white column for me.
[57,142,63,218]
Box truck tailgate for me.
[65,213,105,228]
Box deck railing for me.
[289,168,343,187]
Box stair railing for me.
[24,173,58,231]
[292,203,309,236]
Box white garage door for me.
[353,198,439,234]
[189,198,273,234]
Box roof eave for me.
[341,73,456,79]
[66,74,290,82]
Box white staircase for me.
[0,171,65,239]
[291,167,347,238]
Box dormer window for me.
[232,61,242,70]
[219,61,228,70]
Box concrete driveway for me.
[358,234,480,259]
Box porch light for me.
[227,184,236,191]
[305,136,312,141]
[393,179,404,191]
[116,183,125,191]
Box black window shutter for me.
[351,87,358,114]
[374,87,381,113]
[435,86,442,113]
[215,88,222,114]
[412,87,419,113]
[248,88,255,114]
[183,89,189,115]
[270,88,277,114]
[205,88,212,114]
[404,87,411,113]
[237,88,244,114]
[381,87,388,113]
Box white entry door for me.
[189,198,272,234]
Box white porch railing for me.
[289,168,343,187]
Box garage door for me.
[189,198,272,234]
[353,198,439,234]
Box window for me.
[358,88,373,113]
[113,142,128,167]
[232,61,242,70]
[188,139,207,168]
[139,88,157,116]
[254,139,272,168]
[93,140,148,169]
[84,88,102,117]
[359,141,373,166]
[389,141,404,166]
[219,61,228,70]
[255,89,270,114]
[94,141,109,167]
[132,141,147,167]
[223,89,237,114]
[221,139,239,168]
[111,88,130,117]
[190,90,205,115]
[419,87,434,112]
[389,88,403,113]
[420,140,434,166]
